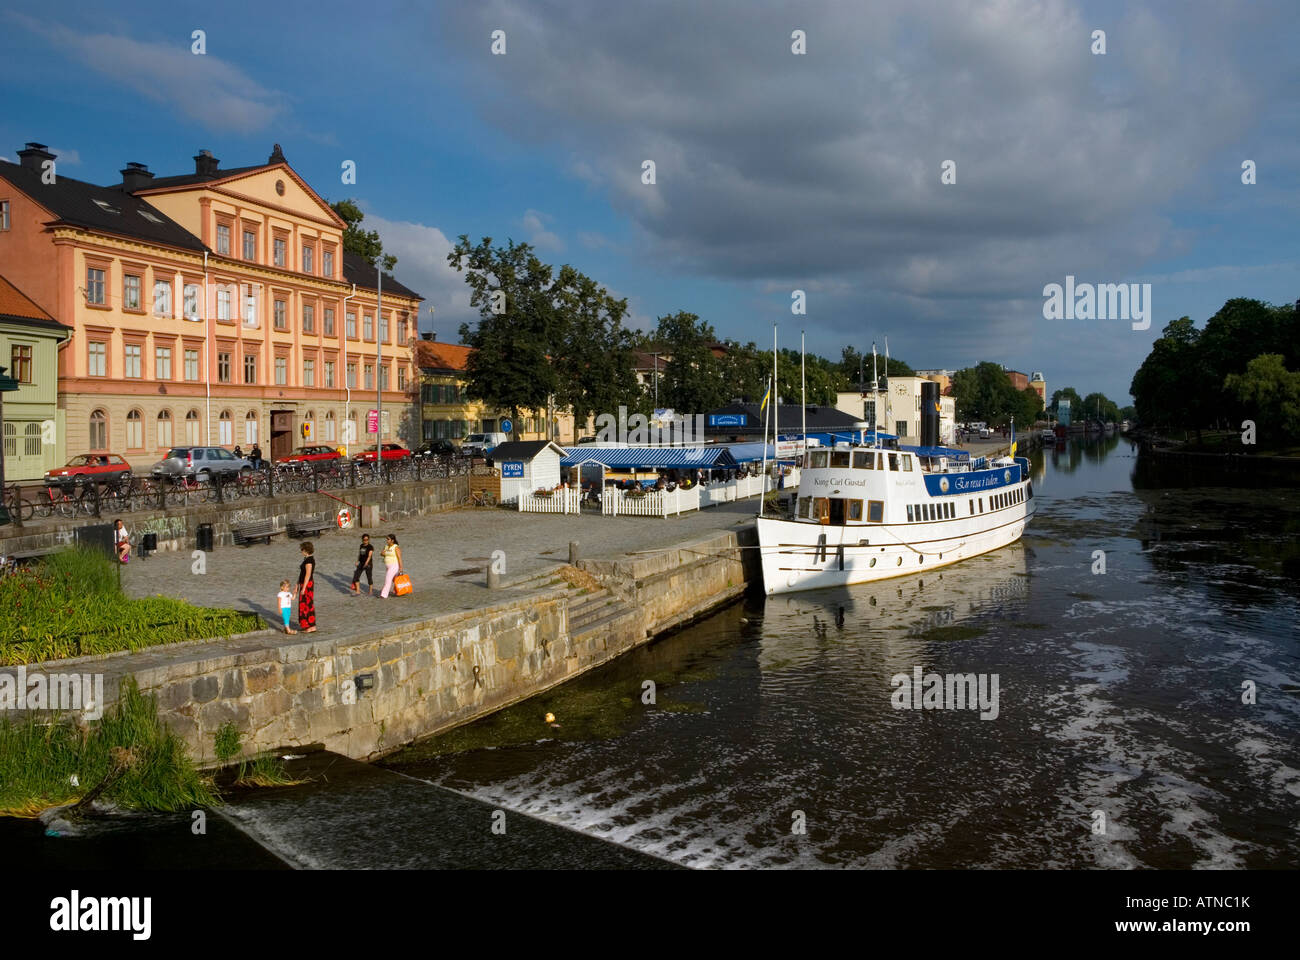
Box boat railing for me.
[972,456,988,470]
[1015,456,1030,479]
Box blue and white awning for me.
[560,446,740,470]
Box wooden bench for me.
[231,520,283,546]
[286,517,331,539]
[3,546,61,567]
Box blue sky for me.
[3,0,1297,403]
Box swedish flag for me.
[759,382,772,412]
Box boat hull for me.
[757,497,1034,595]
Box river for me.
[383,435,1300,868]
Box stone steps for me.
[568,589,638,638]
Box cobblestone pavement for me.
[122,500,759,639]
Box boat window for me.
[901,456,913,472]
[949,502,955,518]
[831,451,851,468]
[866,500,884,523]
[906,505,914,522]
[979,499,984,513]
[969,499,974,515]
[810,450,829,469]
[848,500,863,521]
[887,454,898,471]
[853,450,874,469]
[927,504,934,520]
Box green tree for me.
[1081,392,1120,423]
[1130,315,1200,434]
[656,312,727,413]
[447,236,557,441]
[1224,353,1300,441]
[551,265,642,442]
[330,199,393,268]
[1049,387,1083,420]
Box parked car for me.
[461,432,507,456]
[277,445,342,465]
[414,439,462,458]
[353,443,412,462]
[45,453,132,487]
[574,435,598,445]
[150,447,253,481]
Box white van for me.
[461,432,507,456]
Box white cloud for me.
[521,209,564,253]
[360,211,478,339]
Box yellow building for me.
[0,142,421,467]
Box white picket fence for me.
[599,468,798,518]
[517,488,583,514]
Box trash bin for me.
[76,522,115,558]
[141,532,158,558]
[196,522,214,552]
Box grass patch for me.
[212,721,302,788]
[0,547,261,666]
[0,678,217,818]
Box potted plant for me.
[533,487,554,498]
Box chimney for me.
[120,162,154,193]
[268,143,286,164]
[193,149,219,177]
[17,142,55,172]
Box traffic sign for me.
[500,418,513,435]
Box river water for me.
[384,436,1300,868]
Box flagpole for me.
[872,342,878,447]
[800,330,806,457]
[884,336,892,440]
[771,321,778,498]
[759,373,771,517]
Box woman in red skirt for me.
[295,541,317,633]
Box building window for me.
[397,367,407,391]
[243,229,256,261]
[126,409,143,449]
[184,348,199,381]
[303,358,315,386]
[347,412,358,445]
[23,421,41,457]
[243,285,259,327]
[244,354,258,384]
[185,410,201,444]
[183,283,200,320]
[273,237,286,267]
[155,346,172,380]
[86,267,105,305]
[217,287,232,321]
[219,410,233,446]
[322,249,333,279]
[363,313,373,341]
[345,312,357,339]
[10,345,32,383]
[245,411,259,444]
[124,343,142,378]
[89,409,107,450]
[324,361,335,387]
[274,299,286,330]
[157,410,173,448]
[364,363,374,390]
[302,244,313,274]
[324,308,335,336]
[303,303,314,333]
[379,313,389,342]
[379,364,389,390]
[0,199,9,231]
[397,317,408,345]
[346,362,357,388]
[323,411,336,442]
[153,280,171,317]
[216,223,231,255]
[275,356,287,385]
[88,341,106,377]
[124,274,141,311]
[218,352,232,383]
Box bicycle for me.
[3,484,35,523]
[462,490,496,507]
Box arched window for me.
[89,409,108,450]
[156,410,173,449]
[323,410,336,442]
[219,410,233,445]
[24,422,42,457]
[185,409,201,445]
[245,410,259,444]
[126,409,143,449]
[2,423,14,457]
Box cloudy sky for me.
[3,0,1297,402]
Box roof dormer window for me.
[92,198,121,215]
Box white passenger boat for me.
[757,439,1035,595]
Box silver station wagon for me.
[150,446,254,481]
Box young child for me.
[277,580,296,634]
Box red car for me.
[45,453,132,486]
[277,445,342,465]
[353,443,412,462]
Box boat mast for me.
[872,342,878,447]
[800,329,806,456]
[884,336,892,440]
[759,373,771,516]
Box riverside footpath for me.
[12,500,762,765]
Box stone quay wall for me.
[0,475,470,556]
[4,528,758,762]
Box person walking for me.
[350,534,375,595]
[379,534,404,598]
[250,443,263,470]
[113,518,130,563]
[295,541,317,632]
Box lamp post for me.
[651,352,660,408]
